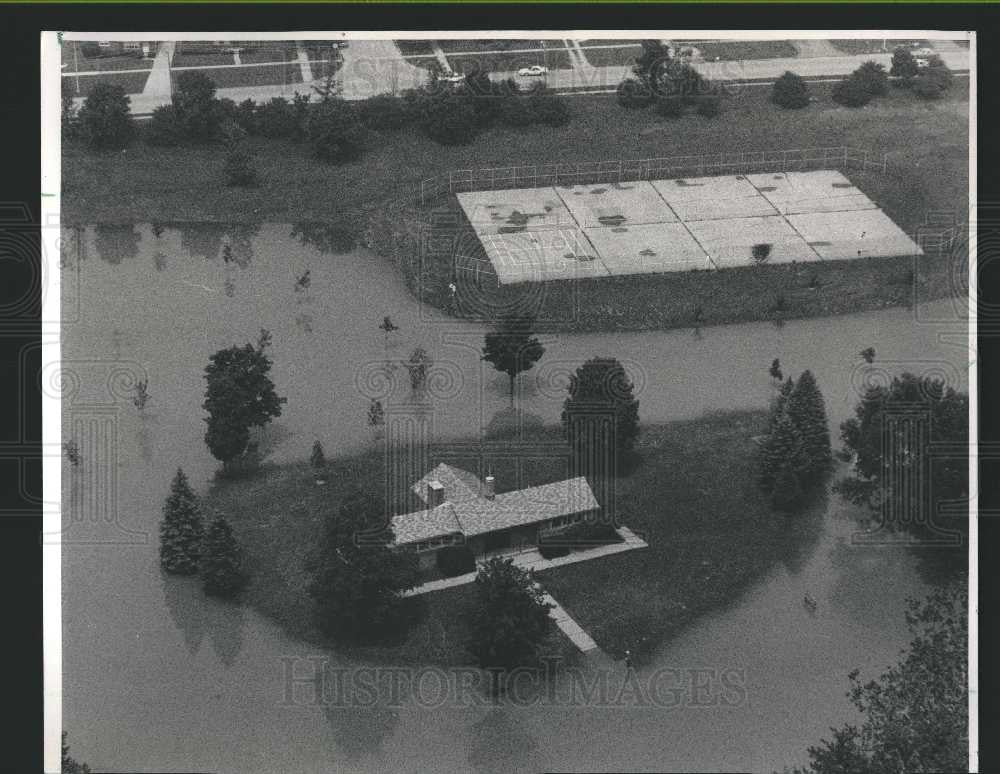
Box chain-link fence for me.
[420,146,889,205]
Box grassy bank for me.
[61,79,968,225]
[202,410,800,666]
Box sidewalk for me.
[401,525,648,598]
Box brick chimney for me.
[427,480,445,508]
[484,475,495,500]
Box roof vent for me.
[427,480,445,508]
[484,475,495,500]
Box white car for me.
[914,57,931,69]
[440,71,466,83]
[517,65,548,77]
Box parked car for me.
[440,70,466,83]
[914,57,931,69]
[517,65,548,77]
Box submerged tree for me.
[159,468,205,575]
[562,357,640,467]
[405,347,432,392]
[203,329,286,470]
[310,439,327,470]
[481,315,546,402]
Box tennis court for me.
[455,169,922,284]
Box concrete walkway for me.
[295,42,313,84]
[430,41,452,72]
[140,41,173,102]
[401,525,648,597]
[534,583,599,652]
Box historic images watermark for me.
[280,656,747,710]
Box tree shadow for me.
[316,660,400,762]
[161,571,207,656]
[291,222,358,255]
[205,597,246,668]
[775,485,829,576]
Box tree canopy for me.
[468,557,553,676]
[793,581,968,774]
[307,487,419,639]
[481,315,546,399]
[76,83,136,150]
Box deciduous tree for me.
[481,315,546,401]
[76,83,136,150]
[562,357,640,465]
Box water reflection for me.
[178,223,226,262]
[94,224,141,265]
[223,225,258,268]
[468,707,539,774]
[206,599,245,668]
[291,222,357,255]
[161,573,207,656]
[153,251,168,272]
[315,662,400,762]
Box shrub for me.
[436,544,476,577]
[771,71,811,109]
[912,75,944,100]
[538,541,570,559]
[655,96,684,118]
[923,58,954,92]
[258,96,298,138]
[234,98,260,135]
[76,83,135,150]
[695,95,721,118]
[890,47,920,80]
[832,75,872,108]
[172,70,222,142]
[752,243,772,263]
[223,144,259,187]
[853,60,889,97]
[421,92,480,145]
[307,99,365,163]
[145,104,185,146]
[359,94,411,130]
[661,62,709,104]
[616,77,654,109]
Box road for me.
[71,41,970,116]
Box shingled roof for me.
[391,466,599,546]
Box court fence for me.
[419,146,888,205]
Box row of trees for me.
[159,468,247,598]
[759,369,832,510]
[65,66,572,162]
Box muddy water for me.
[60,223,968,773]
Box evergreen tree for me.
[767,376,795,435]
[562,357,640,468]
[159,468,205,575]
[771,464,803,512]
[310,439,326,469]
[201,516,246,598]
[760,412,807,492]
[786,370,832,482]
[62,732,92,774]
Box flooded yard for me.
[60,223,968,773]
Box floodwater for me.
[59,223,969,773]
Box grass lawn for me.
[693,40,799,61]
[579,44,642,69]
[829,39,928,55]
[170,64,302,90]
[437,39,544,54]
[171,52,236,68]
[63,79,968,227]
[65,71,151,99]
[395,40,436,57]
[202,411,796,666]
[444,49,573,74]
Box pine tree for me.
[767,376,795,435]
[159,468,205,575]
[201,516,246,598]
[786,370,832,482]
[760,412,807,492]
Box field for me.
[202,412,791,665]
[692,40,799,60]
[64,71,151,99]
[579,43,643,69]
[828,39,929,55]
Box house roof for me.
[412,463,484,503]
[392,466,599,546]
[391,502,463,545]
